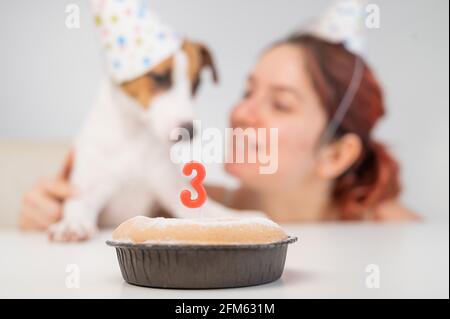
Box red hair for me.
[279,34,401,219]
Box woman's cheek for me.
[276,125,317,175]
[277,123,314,152]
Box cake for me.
[107,215,297,288]
[112,215,288,245]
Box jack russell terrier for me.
[48,41,262,242]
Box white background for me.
[0,0,448,221]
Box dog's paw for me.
[48,218,98,242]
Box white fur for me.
[48,51,262,241]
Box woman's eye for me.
[273,102,291,112]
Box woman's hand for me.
[19,151,76,231]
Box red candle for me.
[180,161,207,209]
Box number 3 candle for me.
[180,161,207,209]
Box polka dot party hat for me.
[90,0,182,84]
[308,0,367,55]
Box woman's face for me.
[225,44,328,190]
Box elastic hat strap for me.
[319,56,365,145]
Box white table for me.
[0,222,448,299]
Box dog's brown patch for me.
[120,41,218,109]
[120,56,173,109]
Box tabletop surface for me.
[0,222,448,299]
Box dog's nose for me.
[179,122,195,140]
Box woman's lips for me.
[231,128,265,153]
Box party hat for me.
[308,0,367,55]
[90,0,182,83]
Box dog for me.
[48,41,262,241]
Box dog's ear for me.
[198,43,218,84]
[183,41,219,96]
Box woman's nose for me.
[233,97,261,127]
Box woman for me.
[19,34,418,230]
